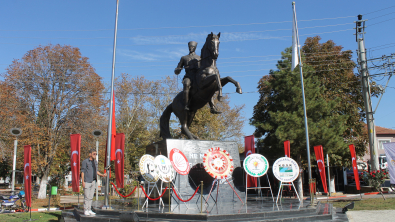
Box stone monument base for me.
[64,198,340,222]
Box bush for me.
[361,170,389,191]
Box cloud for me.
[117,47,188,62]
[117,49,162,61]
[130,32,208,46]
[128,31,288,46]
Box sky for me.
[1,0,395,138]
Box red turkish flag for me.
[314,145,328,193]
[349,144,361,190]
[24,145,32,208]
[284,140,290,157]
[109,93,116,161]
[105,93,116,176]
[245,135,257,187]
[70,134,81,192]
[115,133,125,188]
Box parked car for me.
[346,170,365,185]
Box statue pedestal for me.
[145,139,245,206]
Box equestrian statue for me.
[160,32,242,140]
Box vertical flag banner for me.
[24,145,32,208]
[284,140,290,157]
[105,93,116,176]
[349,144,361,190]
[115,133,125,188]
[291,4,299,71]
[70,134,81,192]
[383,142,395,184]
[110,93,116,161]
[245,135,257,187]
[314,145,328,193]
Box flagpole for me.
[292,2,313,203]
[105,0,120,208]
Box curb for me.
[31,207,74,212]
[6,207,74,213]
[316,191,391,200]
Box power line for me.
[0,15,355,32]
[0,29,355,46]
[369,11,395,20]
[369,17,395,27]
[368,42,395,49]
[364,5,395,16]
[0,22,354,40]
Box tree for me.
[250,37,378,197]
[302,36,378,162]
[187,94,245,143]
[115,74,245,172]
[115,74,178,171]
[2,44,106,198]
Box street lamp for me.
[92,130,102,204]
[10,128,22,194]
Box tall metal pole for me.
[11,139,17,193]
[292,2,313,200]
[356,15,379,171]
[326,154,330,196]
[96,140,99,203]
[105,0,120,207]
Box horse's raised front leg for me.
[221,76,242,94]
[200,73,223,101]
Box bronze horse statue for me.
[160,32,242,140]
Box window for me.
[378,139,391,150]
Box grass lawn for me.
[330,197,395,211]
[0,211,61,222]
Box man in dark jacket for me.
[81,149,107,216]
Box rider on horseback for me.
[174,41,221,114]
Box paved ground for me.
[347,210,395,222]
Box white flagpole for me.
[291,5,299,71]
[292,2,313,202]
[105,0,120,208]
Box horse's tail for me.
[160,103,173,139]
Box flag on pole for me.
[70,134,81,192]
[110,93,116,161]
[314,145,328,193]
[24,145,32,208]
[115,133,125,188]
[383,142,395,184]
[349,144,361,190]
[245,135,257,187]
[105,93,116,175]
[284,140,290,157]
[291,2,299,71]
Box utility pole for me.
[356,14,379,171]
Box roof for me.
[375,126,395,135]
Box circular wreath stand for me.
[168,148,191,209]
[202,147,244,205]
[272,157,301,204]
[139,154,163,210]
[243,154,274,203]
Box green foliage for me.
[188,94,245,143]
[361,170,389,191]
[251,36,376,167]
[0,158,12,179]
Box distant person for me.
[81,149,107,216]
